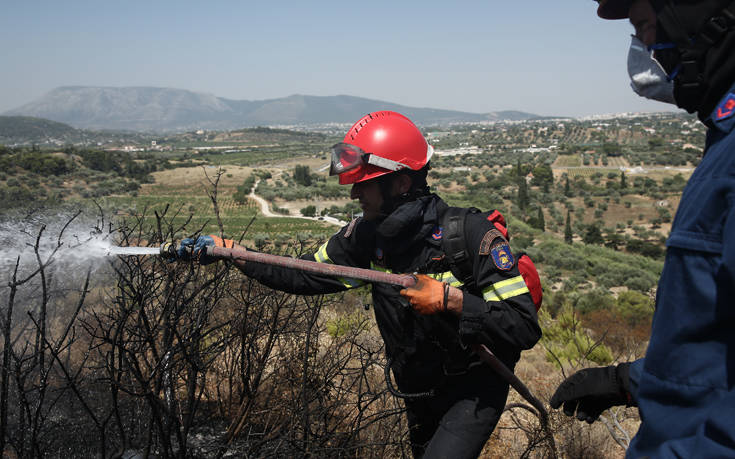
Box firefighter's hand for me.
[400,274,462,315]
[550,363,634,423]
[177,235,234,265]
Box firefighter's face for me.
[629,0,656,45]
[350,179,384,221]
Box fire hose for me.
[161,242,554,451]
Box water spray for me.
[108,246,162,256]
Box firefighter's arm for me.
[657,198,735,454]
[458,218,542,351]
[641,199,735,455]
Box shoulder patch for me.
[490,241,514,271]
[432,225,443,240]
[715,93,735,121]
[343,217,359,238]
[479,229,505,256]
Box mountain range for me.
[3,86,542,132]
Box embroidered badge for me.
[490,242,514,271]
[715,93,735,121]
[432,225,443,240]
[479,229,504,255]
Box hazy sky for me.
[1,1,676,118]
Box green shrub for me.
[540,307,614,367]
[574,289,615,314]
[616,290,654,326]
[326,312,370,338]
[272,204,289,215]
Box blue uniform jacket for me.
[627,86,735,458]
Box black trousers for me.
[404,365,510,459]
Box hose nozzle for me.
[160,242,178,259]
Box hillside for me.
[4,87,542,132]
[0,116,80,144]
[0,115,154,146]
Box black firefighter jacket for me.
[238,194,541,395]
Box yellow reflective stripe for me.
[482,275,529,302]
[315,242,330,263]
[313,241,363,289]
[428,271,462,287]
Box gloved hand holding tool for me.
[400,274,463,315]
[176,235,235,265]
[550,362,634,423]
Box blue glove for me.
[177,235,233,265]
[176,237,200,262]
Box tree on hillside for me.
[565,210,573,244]
[516,160,529,211]
[293,165,313,186]
[530,206,546,232]
[518,177,529,211]
[627,238,665,259]
[604,230,626,250]
[564,176,572,197]
[583,223,605,245]
[602,142,622,156]
[648,137,664,149]
[531,164,553,188]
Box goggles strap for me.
[366,155,410,172]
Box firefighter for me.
[550,1,735,457]
[180,110,541,458]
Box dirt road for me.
[249,182,346,227]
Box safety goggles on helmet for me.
[329,142,410,176]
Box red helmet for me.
[330,111,434,185]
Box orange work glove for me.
[400,274,449,315]
[208,235,235,249]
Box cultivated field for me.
[106,165,336,241]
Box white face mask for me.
[627,35,677,104]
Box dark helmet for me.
[595,0,735,117]
[596,0,632,19]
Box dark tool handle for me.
[207,245,417,287]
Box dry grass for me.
[142,165,256,195]
[477,346,640,458]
